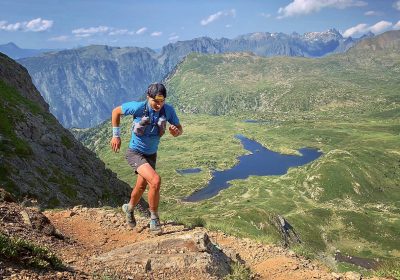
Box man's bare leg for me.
[137,163,162,233]
[122,175,148,228]
[129,175,147,207]
[137,163,161,213]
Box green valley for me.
[77,31,400,273]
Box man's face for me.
[147,94,165,111]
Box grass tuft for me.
[0,232,63,269]
[375,259,400,279]
[224,262,252,280]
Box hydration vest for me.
[132,102,166,137]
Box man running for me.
[110,83,183,234]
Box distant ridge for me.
[0,42,56,59]
[18,28,369,128]
[349,30,400,51]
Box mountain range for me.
[165,30,400,118]
[16,29,371,128]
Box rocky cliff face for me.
[19,45,163,128]
[18,29,362,128]
[0,52,138,208]
[159,37,225,74]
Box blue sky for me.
[0,0,399,49]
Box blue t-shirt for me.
[121,100,180,155]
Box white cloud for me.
[71,25,134,37]
[0,18,53,32]
[136,27,147,35]
[225,24,232,28]
[72,26,110,37]
[151,31,162,37]
[168,35,179,41]
[278,0,367,18]
[394,20,400,29]
[200,9,236,26]
[393,1,400,11]
[370,20,392,33]
[48,35,69,42]
[75,33,92,38]
[26,18,53,31]
[343,23,369,37]
[343,20,393,37]
[260,13,271,18]
[0,21,22,31]
[109,29,133,36]
[364,10,382,16]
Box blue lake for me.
[184,134,323,202]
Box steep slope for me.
[0,52,140,208]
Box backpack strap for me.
[143,101,149,117]
[160,105,166,118]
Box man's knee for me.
[149,174,161,190]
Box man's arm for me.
[169,124,183,137]
[110,106,123,152]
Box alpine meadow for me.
[76,30,400,274]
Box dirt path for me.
[42,206,378,280]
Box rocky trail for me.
[0,201,389,280]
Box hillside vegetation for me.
[77,31,400,273]
[166,32,400,121]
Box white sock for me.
[150,211,158,219]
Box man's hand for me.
[169,125,182,137]
[110,137,121,152]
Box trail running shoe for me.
[149,218,162,235]
[121,204,136,228]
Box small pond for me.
[184,134,322,202]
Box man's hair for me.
[147,83,167,98]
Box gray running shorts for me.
[125,148,157,174]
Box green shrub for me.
[61,135,74,149]
[60,184,77,199]
[0,232,63,269]
[186,217,206,228]
[47,197,61,208]
[375,259,400,279]
[224,262,252,280]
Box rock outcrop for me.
[92,231,232,279]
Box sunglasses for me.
[151,95,165,104]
